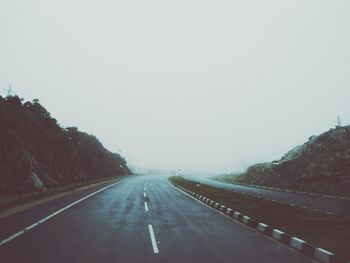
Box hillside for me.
[234,125,350,196]
[0,95,131,198]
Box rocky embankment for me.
[0,95,131,198]
[236,125,350,196]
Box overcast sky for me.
[1,0,349,175]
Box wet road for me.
[0,175,312,263]
[185,176,350,218]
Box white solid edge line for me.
[144,202,149,211]
[0,180,122,247]
[148,224,159,254]
[168,181,233,220]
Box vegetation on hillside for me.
[0,95,131,197]
[232,126,350,195]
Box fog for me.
[1,0,349,175]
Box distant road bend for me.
[0,175,312,263]
[185,176,350,218]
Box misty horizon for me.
[1,0,349,175]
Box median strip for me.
[169,176,350,263]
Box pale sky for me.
[1,0,349,175]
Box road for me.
[185,176,350,218]
[0,175,312,263]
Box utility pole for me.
[3,84,13,97]
[336,116,342,128]
[7,84,12,96]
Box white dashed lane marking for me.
[148,224,159,254]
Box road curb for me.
[169,180,349,263]
[0,175,130,209]
[0,176,130,220]
[217,181,350,201]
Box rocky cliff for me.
[0,95,131,197]
[236,125,350,195]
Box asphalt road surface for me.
[0,175,313,263]
[185,176,350,218]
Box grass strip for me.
[169,176,350,261]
